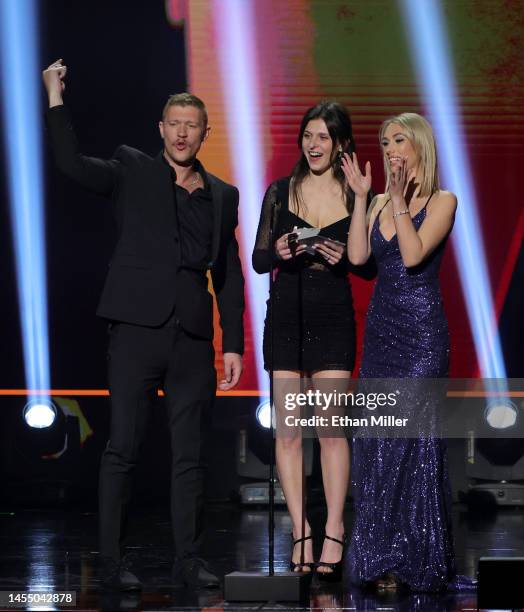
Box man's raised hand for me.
[42,59,67,107]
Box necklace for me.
[185,173,201,188]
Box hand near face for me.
[340,152,371,198]
[389,157,408,201]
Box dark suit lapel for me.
[209,176,223,265]
[153,152,177,232]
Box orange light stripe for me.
[0,389,522,398]
[0,389,269,397]
[447,391,524,398]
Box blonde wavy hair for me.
[380,112,439,197]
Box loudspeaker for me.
[478,556,524,609]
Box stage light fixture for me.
[256,400,272,429]
[0,0,50,400]
[465,396,524,506]
[18,398,65,459]
[212,0,267,392]
[485,400,518,430]
[23,400,57,429]
[7,398,82,505]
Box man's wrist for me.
[48,94,64,108]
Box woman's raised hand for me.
[341,152,371,197]
[389,157,408,202]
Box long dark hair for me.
[290,100,356,218]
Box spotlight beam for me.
[0,0,50,399]
[212,0,268,392]
[399,0,506,380]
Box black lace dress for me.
[252,177,356,372]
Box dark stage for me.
[2,502,516,611]
[2,393,524,610]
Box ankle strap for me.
[324,534,346,546]
[292,534,312,545]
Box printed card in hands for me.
[294,227,345,255]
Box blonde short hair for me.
[162,93,208,130]
[380,112,439,197]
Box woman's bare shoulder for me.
[430,190,457,213]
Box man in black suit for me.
[42,60,244,590]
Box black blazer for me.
[46,105,244,354]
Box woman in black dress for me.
[252,101,357,580]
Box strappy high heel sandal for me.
[289,534,315,573]
[316,534,346,582]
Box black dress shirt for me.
[163,157,214,270]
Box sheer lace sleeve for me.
[252,181,283,274]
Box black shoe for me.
[99,556,142,591]
[172,556,220,589]
[289,534,315,573]
[315,534,346,583]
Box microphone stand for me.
[224,191,310,603]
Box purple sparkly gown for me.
[349,196,469,592]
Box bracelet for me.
[392,209,409,218]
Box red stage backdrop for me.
[167,0,523,389]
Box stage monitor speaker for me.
[478,556,524,609]
[224,571,310,602]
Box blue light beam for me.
[212,0,268,391]
[399,0,506,379]
[0,0,50,397]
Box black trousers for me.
[98,320,216,561]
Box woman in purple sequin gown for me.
[341,113,472,592]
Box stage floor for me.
[0,502,522,611]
